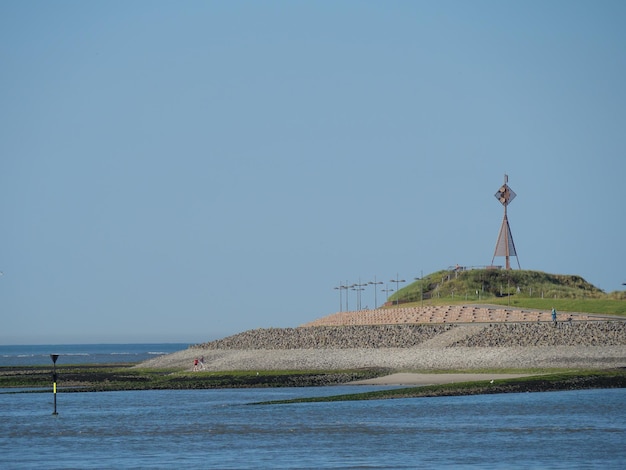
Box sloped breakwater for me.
[140,321,626,371]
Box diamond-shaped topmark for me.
[494,184,516,206]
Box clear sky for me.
[1,1,625,344]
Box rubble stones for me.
[139,317,626,371]
[451,321,626,347]
[196,324,455,350]
[195,321,625,351]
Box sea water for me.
[0,343,190,367]
[1,387,624,469]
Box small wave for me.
[110,352,133,356]
[148,351,168,355]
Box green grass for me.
[485,297,626,315]
[388,269,626,316]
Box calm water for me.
[0,343,190,367]
[1,387,624,469]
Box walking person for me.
[551,307,557,326]
[199,356,205,370]
[193,357,199,371]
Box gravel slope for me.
[139,321,626,371]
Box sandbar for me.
[349,372,537,386]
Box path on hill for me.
[417,324,487,348]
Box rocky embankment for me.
[197,324,455,349]
[140,320,626,371]
[451,322,626,347]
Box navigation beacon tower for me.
[491,174,520,270]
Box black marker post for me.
[50,354,59,415]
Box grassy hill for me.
[388,269,626,316]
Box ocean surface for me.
[1,387,624,469]
[0,343,190,367]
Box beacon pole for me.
[50,354,59,415]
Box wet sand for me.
[349,372,538,386]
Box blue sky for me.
[1,1,625,344]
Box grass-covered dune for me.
[392,269,626,313]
